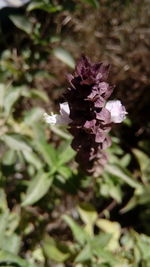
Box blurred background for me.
[0,0,150,266]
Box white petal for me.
[43,112,72,126]
[44,102,72,126]
[59,102,72,124]
[43,113,58,125]
[60,102,70,117]
[0,0,30,8]
[105,100,127,123]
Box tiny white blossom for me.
[43,102,72,126]
[105,100,127,123]
[60,102,70,117]
[0,0,30,9]
[43,113,59,125]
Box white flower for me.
[59,102,70,119]
[43,102,72,126]
[105,100,127,123]
[0,0,30,9]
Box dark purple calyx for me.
[65,55,114,176]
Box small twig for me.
[98,200,117,218]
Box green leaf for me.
[53,48,75,68]
[63,215,88,245]
[133,149,150,172]
[90,233,112,249]
[50,125,72,140]
[120,154,131,168]
[75,243,92,262]
[105,164,141,189]
[89,234,117,264]
[78,203,98,236]
[92,247,117,265]
[58,144,76,165]
[43,236,70,262]
[4,86,24,115]
[58,166,72,179]
[7,211,20,235]
[27,1,62,13]
[135,233,150,260]
[2,150,17,165]
[0,84,5,109]
[22,150,43,169]
[80,0,99,8]
[1,234,21,254]
[0,250,36,267]
[0,189,8,212]
[24,107,44,126]
[29,90,49,102]
[121,186,150,213]
[132,148,150,181]
[21,172,53,206]
[0,212,9,247]
[96,219,121,251]
[0,134,32,152]
[9,15,32,35]
[35,137,57,170]
[100,173,122,203]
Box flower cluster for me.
[44,56,127,176]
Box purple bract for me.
[65,55,115,176]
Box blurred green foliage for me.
[0,0,150,266]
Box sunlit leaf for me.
[0,212,9,247]
[4,86,25,115]
[58,144,76,165]
[27,1,62,13]
[22,150,43,169]
[29,90,49,102]
[132,148,150,181]
[24,108,44,126]
[0,83,5,109]
[78,203,97,236]
[90,233,112,249]
[58,166,72,179]
[21,172,53,206]
[53,48,75,68]
[0,134,31,152]
[63,215,89,245]
[1,234,21,254]
[35,137,57,170]
[43,236,70,262]
[9,15,32,35]
[105,164,141,189]
[121,186,150,213]
[0,250,36,267]
[75,243,91,262]
[96,219,121,251]
[93,247,117,265]
[2,150,17,165]
[0,189,8,212]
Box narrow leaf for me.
[43,236,70,262]
[53,48,75,68]
[9,15,32,35]
[75,243,91,262]
[63,215,88,245]
[0,250,36,267]
[35,138,57,170]
[0,134,31,152]
[58,144,76,165]
[22,172,53,206]
[106,164,141,189]
[4,86,24,115]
